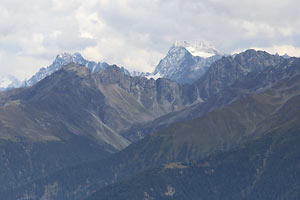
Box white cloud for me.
[257,45,300,57]
[0,0,300,79]
[232,45,300,58]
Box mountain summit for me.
[148,40,222,84]
[24,52,110,87]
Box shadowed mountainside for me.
[122,51,300,142]
[3,72,300,200]
[0,63,199,191]
[88,126,300,200]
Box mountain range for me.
[0,42,299,200]
[1,41,221,91]
[121,49,294,142]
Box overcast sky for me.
[1,0,300,79]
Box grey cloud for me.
[56,35,97,51]
[0,0,300,79]
[0,40,22,53]
[43,31,97,52]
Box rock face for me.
[23,52,110,87]
[118,74,300,165]
[136,41,222,84]
[121,50,299,142]
[0,52,132,91]
[195,49,285,100]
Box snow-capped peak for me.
[0,75,22,90]
[173,40,220,58]
[150,40,223,84]
[24,52,110,87]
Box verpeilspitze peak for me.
[151,40,223,84]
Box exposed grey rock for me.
[23,52,110,87]
[121,50,299,142]
[135,41,222,84]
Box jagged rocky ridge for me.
[26,41,222,89]
[23,53,111,87]
[2,41,221,91]
[0,52,112,91]
[121,49,299,142]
